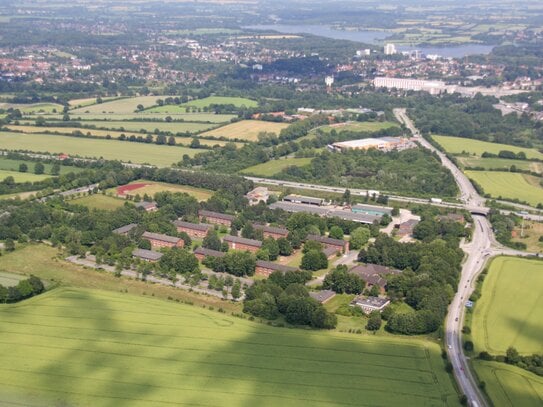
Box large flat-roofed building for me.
[269,202,384,224]
[173,220,212,238]
[283,194,324,206]
[255,260,298,277]
[198,210,235,227]
[350,296,390,314]
[351,204,393,217]
[307,234,349,253]
[374,77,447,95]
[142,231,184,249]
[132,248,163,262]
[253,224,289,240]
[223,235,262,252]
[330,137,411,152]
[327,210,380,224]
[269,201,329,216]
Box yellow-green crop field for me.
[200,120,290,141]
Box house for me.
[198,210,235,227]
[350,296,390,314]
[255,260,298,277]
[135,201,158,212]
[349,264,400,292]
[194,247,226,261]
[142,231,184,248]
[351,204,392,217]
[173,220,212,238]
[223,235,262,252]
[132,248,163,262]
[307,234,349,253]
[245,187,270,205]
[112,223,138,236]
[283,194,324,206]
[397,219,419,237]
[253,224,289,240]
[309,290,336,304]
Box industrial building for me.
[329,137,412,152]
[374,77,447,95]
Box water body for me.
[246,24,494,57]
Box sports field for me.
[71,96,166,114]
[0,131,202,167]
[241,157,313,176]
[0,169,51,183]
[473,361,543,407]
[200,120,290,141]
[432,135,543,161]
[471,256,543,354]
[115,180,213,201]
[0,271,25,287]
[458,157,542,174]
[465,171,543,206]
[0,287,460,406]
[70,194,126,210]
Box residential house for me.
[135,201,158,212]
[132,248,163,262]
[194,247,226,261]
[253,224,289,240]
[112,223,138,236]
[349,264,401,292]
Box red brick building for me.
[198,210,235,227]
[173,220,213,238]
[253,224,289,240]
[307,234,349,253]
[223,235,262,252]
[194,247,226,261]
[255,260,298,277]
[142,231,184,249]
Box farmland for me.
[0,157,82,175]
[28,113,235,123]
[432,135,543,160]
[68,97,117,108]
[0,169,51,183]
[180,96,257,109]
[241,157,313,176]
[71,96,166,114]
[0,131,203,167]
[0,286,460,407]
[69,194,126,211]
[115,180,213,201]
[200,120,290,142]
[0,271,25,287]
[472,361,543,407]
[465,171,543,206]
[457,156,543,174]
[471,256,543,355]
[61,120,222,133]
[0,102,64,114]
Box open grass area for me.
[71,96,166,115]
[28,113,235,122]
[0,131,203,167]
[458,156,543,174]
[0,157,82,175]
[63,120,220,133]
[69,194,126,211]
[68,97,117,108]
[114,180,213,202]
[465,171,543,207]
[0,169,51,183]
[473,361,543,407]
[432,135,543,161]
[0,102,64,114]
[241,157,313,176]
[0,271,25,287]
[0,285,460,406]
[200,120,290,142]
[180,96,257,109]
[471,256,543,355]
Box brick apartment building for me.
[307,234,349,253]
[173,220,213,238]
[255,260,298,277]
[223,235,262,252]
[198,210,235,227]
[253,224,289,240]
[142,231,184,249]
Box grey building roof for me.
[284,194,324,206]
[351,204,393,215]
[132,248,163,261]
[349,264,400,288]
[198,210,235,221]
[352,296,390,309]
[142,231,181,244]
[173,220,212,232]
[328,210,381,224]
[194,247,225,258]
[223,235,263,248]
[323,246,339,257]
[309,290,336,303]
[307,234,346,248]
[135,201,157,210]
[256,260,298,273]
[269,201,329,216]
[253,224,289,236]
[112,223,138,235]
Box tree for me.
[506,347,520,365]
[4,238,15,252]
[342,189,351,204]
[136,104,144,111]
[34,162,45,175]
[167,136,176,146]
[277,238,293,256]
[328,226,344,240]
[350,227,370,250]
[301,250,328,271]
[231,279,241,299]
[323,265,365,294]
[18,163,28,173]
[190,138,201,148]
[262,238,280,261]
[202,230,222,251]
[51,162,61,176]
[366,311,382,331]
[159,248,199,275]
[302,240,322,253]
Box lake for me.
[246,24,494,57]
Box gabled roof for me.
[256,260,298,273]
[198,210,235,221]
[253,224,289,236]
[307,234,346,247]
[194,247,225,258]
[309,290,336,303]
[173,220,212,232]
[142,231,181,244]
[132,248,163,261]
[223,235,262,247]
[112,223,138,235]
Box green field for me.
[0,287,460,406]
[0,271,25,287]
[0,131,202,167]
[432,135,543,161]
[473,361,543,407]
[471,256,543,355]
[180,96,257,109]
[29,113,236,123]
[458,157,543,174]
[0,169,51,183]
[465,171,543,206]
[319,121,399,133]
[68,97,117,108]
[70,194,126,210]
[112,180,213,202]
[67,120,221,133]
[0,157,82,176]
[241,157,313,176]
[0,103,64,114]
[71,96,167,114]
[201,120,290,141]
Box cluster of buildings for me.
[329,136,414,152]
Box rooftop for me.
[132,248,163,261]
[284,194,324,205]
[327,210,381,224]
[253,224,289,236]
[307,234,346,247]
[223,235,263,247]
[256,260,298,273]
[352,296,390,309]
[112,223,138,235]
[309,290,336,303]
[198,209,235,221]
[194,247,225,258]
[269,201,329,216]
[173,220,212,232]
[142,231,181,244]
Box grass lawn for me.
[69,194,126,210]
[30,113,235,123]
[114,180,213,202]
[61,120,220,133]
[0,284,460,406]
[465,171,543,207]
[71,96,166,114]
[200,120,290,142]
[0,157,82,176]
[0,271,25,287]
[458,156,542,174]
[0,169,51,183]
[471,256,543,355]
[319,121,399,133]
[0,102,64,114]
[68,97,117,108]
[0,131,203,167]
[473,361,543,407]
[432,135,543,161]
[180,96,258,109]
[241,157,313,176]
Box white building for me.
[373,77,447,95]
[325,75,334,87]
[384,43,397,55]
